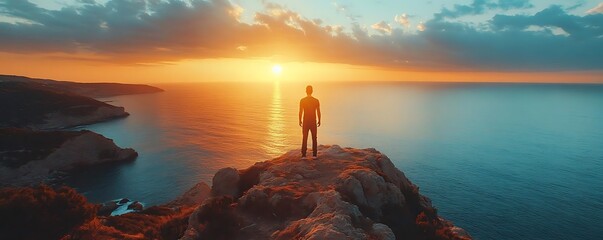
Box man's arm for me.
[299,100,303,127]
[317,100,321,127]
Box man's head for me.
[306,85,313,95]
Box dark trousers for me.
[302,123,317,157]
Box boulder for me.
[211,167,240,197]
[127,201,143,211]
[335,168,404,220]
[167,182,211,208]
[97,201,118,216]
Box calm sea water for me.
[67,82,603,239]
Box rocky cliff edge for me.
[183,145,471,240]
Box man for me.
[299,85,321,159]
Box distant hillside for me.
[0,75,163,98]
[0,81,128,129]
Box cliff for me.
[0,74,163,98]
[0,81,129,129]
[62,145,470,239]
[183,145,471,240]
[0,128,137,186]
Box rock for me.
[166,182,211,208]
[127,201,143,211]
[272,190,368,239]
[371,223,396,240]
[183,145,471,240]
[335,168,404,220]
[449,225,473,239]
[118,198,130,204]
[97,201,118,216]
[0,129,138,186]
[211,167,240,197]
[74,182,212,239]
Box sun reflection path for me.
[265,81,288,156]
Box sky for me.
[0,0,602,83]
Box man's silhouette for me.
[299,85,321,159]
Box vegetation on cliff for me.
[0,185,97,240]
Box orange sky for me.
[1,1,602,84]
[1,52,601,84]
[0,0,603,84]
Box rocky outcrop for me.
[167,182,212,208]
[0,129,137,186]
[0,81,130,130]
[182,145,471,240]
[96,182,210,216]
[66,182,211,240]
[98,201,119,216]
[127,201,144,211]
[211,167,241,197]
[98,198,147,216]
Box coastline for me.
[0,75,163,186]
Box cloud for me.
[423,5,603,70]
[394,14,410,27]
[0,0,250,60]
[435,0,533,19]
[417,22,426,32]
[0,0,601,72]
[586,2,603,14]
[490,5,603,39]
[371,21,392,34]
[496,0,533,10]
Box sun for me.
[272,64,282,75]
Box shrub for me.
[0,185,97,240]
[196,196,241,239]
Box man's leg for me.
[310,124,317,157]
[301,124,309,157]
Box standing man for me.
[299,85,321,159]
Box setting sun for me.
[272,64,282,75]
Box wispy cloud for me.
[435,0,533,20]
[371,21,392,34]
[332,1,361,21]
[586,2,603,14]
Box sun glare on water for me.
[272,64,283,76]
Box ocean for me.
[67,82,603,239]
